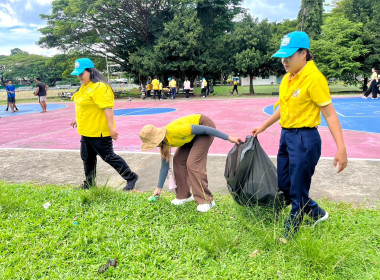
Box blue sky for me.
[0,0,333,57]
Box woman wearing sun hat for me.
[140,114,241,212]
[70,58,138,191]
[251,31,347,238]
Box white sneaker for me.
[361,96,367,99]
[197,201,216,212]
[171,196,194,206]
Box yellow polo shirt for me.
[159,82,163,90]
[371,72,378,81]
[146,83,152,90]
[165,114,201,147]
[152,79,159,90]
[169,80,177,88]
[71,81,114,137]
[275,60,331,128]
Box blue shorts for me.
[7,96,15,103]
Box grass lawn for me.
[0,182,378,279]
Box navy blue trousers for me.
[80,136,135,186]
[277,128,322,220]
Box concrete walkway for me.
[1,148,379,205]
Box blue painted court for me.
[264,97,380,134]
[114,107,176,116]
[0,104,67,118]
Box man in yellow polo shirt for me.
[151,76,161,100]
[252,31,347,238]
[169,78,177,99]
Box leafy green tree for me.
[297,0,323,39]
[39,0,175,70]
[233,15,273,94]
[0,50,106,86]
[332,0,380,89]
[312,14,368,85]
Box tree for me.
[38,0,176,70]
[0,50,106,86]
[297,0,323,39]
[319,0,380,89]
[312,14,368,85]
[232,15,273,94]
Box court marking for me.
[263,97,380,134]
[0,104,67,118]
[114,107,176,116]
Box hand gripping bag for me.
[224,136,284,208]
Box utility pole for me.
[95,28,110,83]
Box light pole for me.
[95,28,110,83]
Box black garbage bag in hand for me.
[225,135,285,208]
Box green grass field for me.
[1,182,378,279]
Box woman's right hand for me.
[251,126,265,137]
[153,187,162,197]
[71,121,77,128]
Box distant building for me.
[240,75,283,86]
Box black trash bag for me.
[225,135,285,208]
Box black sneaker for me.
[4,109,8,111]
[282,213,304,239]
[76,182,91,190]
[123,174,138,191]
[310,208,329,227]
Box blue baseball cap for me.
[272,31,310,58]
[71,58,95,75]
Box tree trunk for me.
[220,70,224,85]
[249,74,255,94]
[363,77,368,91]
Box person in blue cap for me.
[70,58,139,191]
[252,31,348,238]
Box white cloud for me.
[9,28,32,34]
[242,0,301,22]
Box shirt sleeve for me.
[91,82,114,109]
[191,125,228,140]
[309,76,332,107]
[157,157,170,189]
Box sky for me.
[0,0,333,57]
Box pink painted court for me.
[1,96,379,159]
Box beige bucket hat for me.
[140,125,167,151]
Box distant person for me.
[159,81,163,99]
[184,78,191,99]
[252,31,347,238]
[363,68,378,99]
[146,82,152,97]
[5,80,17,113]
[151,76,161,100]
[34,77,49,113]
[206,79,210,96]
[169,78,177,99]
[139,114,241,212]
[231,78,238,95]
[70,58,139,191]
[201,78,207,98]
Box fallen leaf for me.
[249,249,261,257]
[279,237,287,244]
